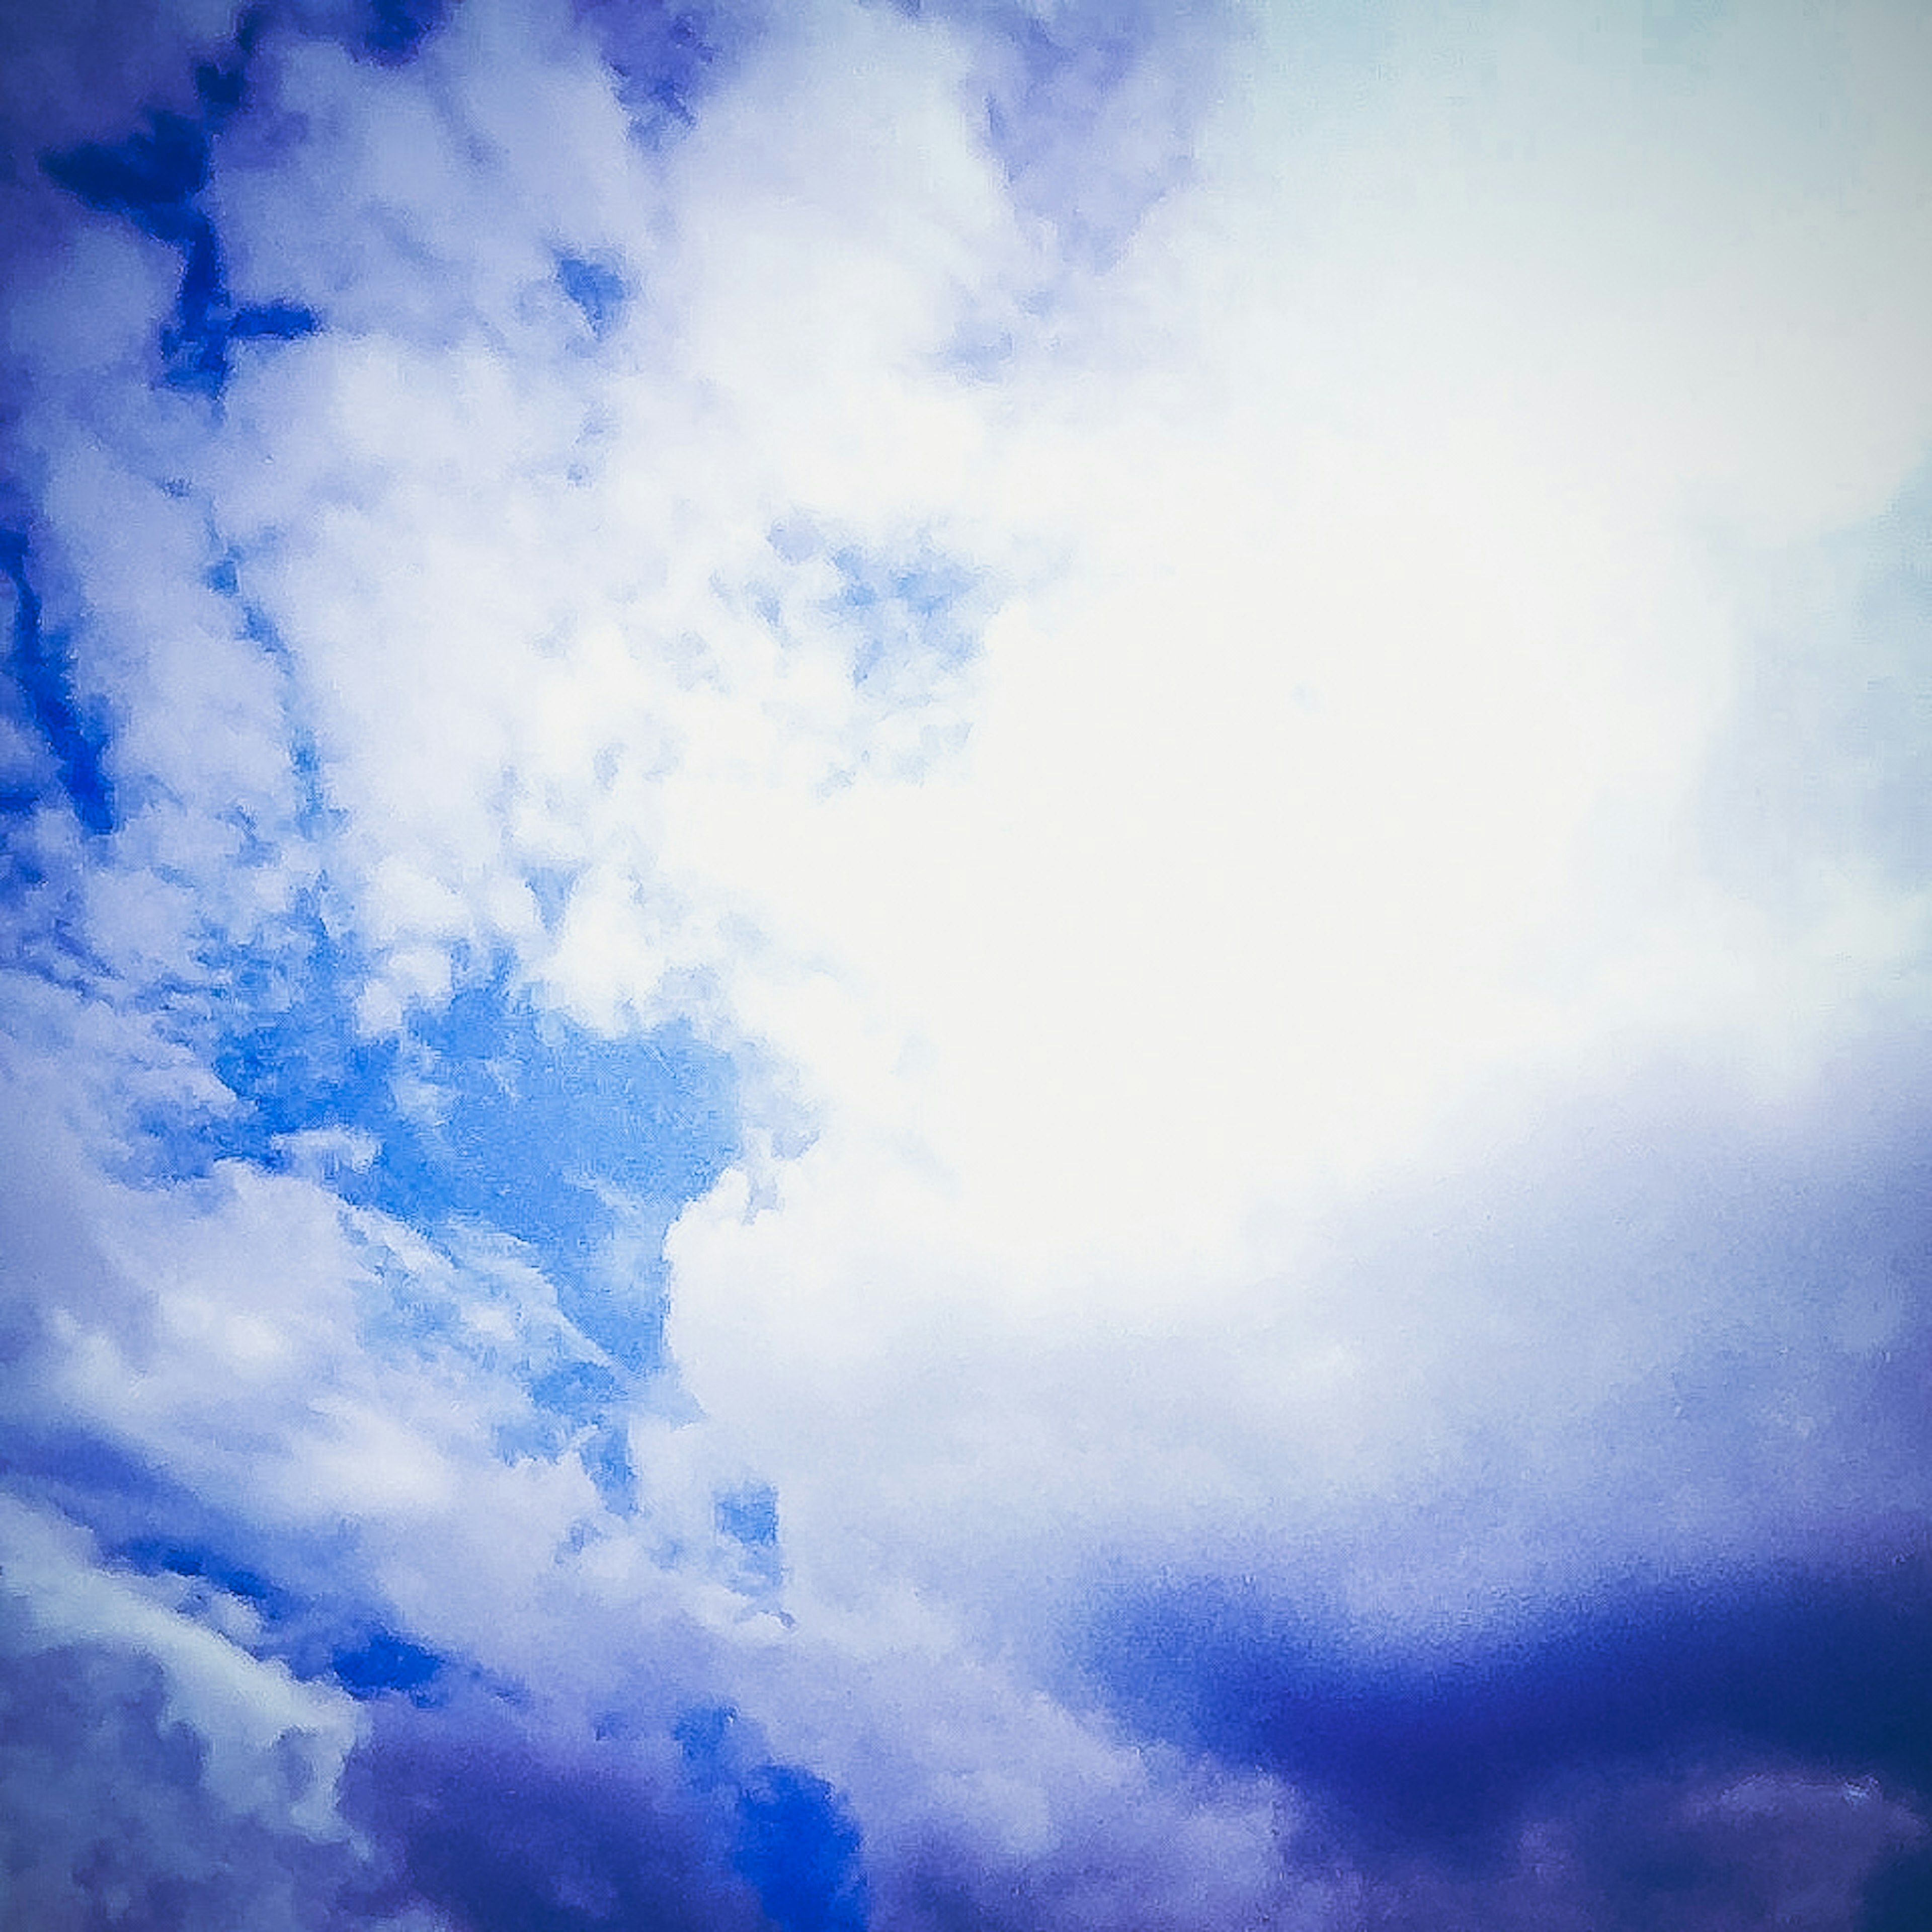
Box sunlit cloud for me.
[4,2,1931,1927]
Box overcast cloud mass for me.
[3,0,1932,1926]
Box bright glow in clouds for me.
[4,2,1932,1927]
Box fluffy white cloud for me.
[656,0,1932,1642]
[4,0,1931,1925]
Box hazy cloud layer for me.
[4,2,1931,1927]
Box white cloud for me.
[5,0,1932,1921]
[651,0,1932,1641]
[0,1494,360,1835]
[14,0,1914,1644]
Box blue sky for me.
[3,2,1931,1927]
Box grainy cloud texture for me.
[3,2,1931,1927]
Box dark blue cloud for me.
[1081,1557,1932,1870]
[1065,1056,1932,1912]
[39,40,317,399]
[1866,1845,1932,1932]
[349,1699,763,1932]
[0,1625,365,1932]
[2,1604,838,1932]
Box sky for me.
[3,0,1931,1927]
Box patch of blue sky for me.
[142,919,740,1398]
[829,546,981,694]
[202,554,339,841]
[965,0,1222,272]
[714,1480,781,1595]
[714,1480,778,1551]
[527,1357,627,1427]
[110,1535,284,1615]
[40,72,317,402]
[556,253,630,341]
[184,893,395,1162]
[765,524,987,709]
[2,1430,459,1707]
[525,862,577,932]
[0,531,116,837]
[361,0,450,66]
[579,1,763,149]
[734,1764,869,1932]
[373,969,739,1371]
[328,1626,446,1703]
[577,1423,640,1517]
[493,1349,640,1512]
[677,1705,869,1932]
